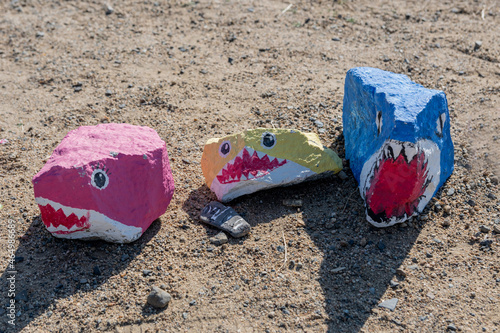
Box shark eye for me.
[376,111,382,135]
[261,132,276,149]
[91,166,109,190]
[436,113,446,137]
[219,141,231,157]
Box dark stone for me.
[93,266,101,276]
[14,256,24,263]
[15,289,28,302]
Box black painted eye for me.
[436,113,446,137]
[91,166,110,190]
[376,111,382,135]
[219,141,231,157]
[261,132,276,149]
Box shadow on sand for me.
[0,217,161,333]
[182,170,424,332]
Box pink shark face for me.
[32,124,175,243]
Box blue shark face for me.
[343,67,454,227]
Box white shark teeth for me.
[255,149,267,159]
[36,197,88,219]
[404,145,417,162]
[255,148,284,165]
[46,222,83,233]
[388,142,402,160]
[382,141,418,163]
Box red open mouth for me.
[39,203,90,234]
[365,144,430,223]
[217,148,287,184]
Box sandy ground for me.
[0,0,499,332]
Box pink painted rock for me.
[32,123,175,243]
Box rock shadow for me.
[182,170,424,332]
[298,170,424,332]
[0,217,161,332]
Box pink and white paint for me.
[32,123,175,243]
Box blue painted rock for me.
[343,67,454,227]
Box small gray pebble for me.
[209,232,228,246]
[338,171,348,180]
[147,286,171,308]
[378,298,398,311]
[14,289,28,302]
[396,268,407,277]
[105,4,114,15]
[480,225,490,233]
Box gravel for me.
[0,1,499,332]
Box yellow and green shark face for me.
[201,128,342,202]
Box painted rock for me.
[32,123,175,243]
[343,67,454,227]
[201,128,342,202]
